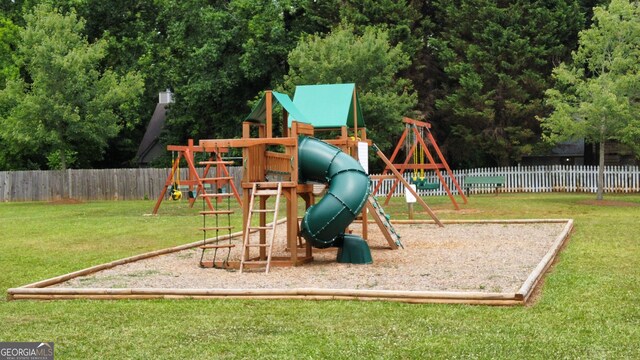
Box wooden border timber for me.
[517,219,573,302]
[7,219,573,306]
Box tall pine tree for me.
[430,0,584,167]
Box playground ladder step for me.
[248,226,274,230]
[254,190,279,196]
[200,226,234,231]
[199,210,234,215]
[239,182,283,274]
[200,176,233,182]
[242,260,269,265]
[199,244,236,249]
[199,160,234,166]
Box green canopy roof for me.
[245,84,365,129]
[245,91,310,124]
[290,83,364,128]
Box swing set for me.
[152,139,242,215]
[372,117,467,209]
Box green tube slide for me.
[298,136,371,256]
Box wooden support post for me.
[352,89,358,138]
[282,109,289,137]
[187,139,196,205]
[286,187,298,264]
[371,127,409,196]
[384,141,417,205]
[266,91,273,138]
[413,126,460,210]
[361,206,368,240]
[426,131,468,204]
[373,144,443,227]
[183,149,215,213]
[152,151,183,214]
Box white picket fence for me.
[371,165,640,197]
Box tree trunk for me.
[60,150,67,172]
[596,138,605,201]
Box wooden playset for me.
[156,84,443,273]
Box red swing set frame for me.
[372,117,468,209]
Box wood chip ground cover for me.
[55,221,567,293]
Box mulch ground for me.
[55,221,569,294]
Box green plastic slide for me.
[298,136,372,263]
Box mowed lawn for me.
[0,193,638,359]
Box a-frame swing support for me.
[372,117,467,209]
[152,139,242,215]
[372,144,443,227]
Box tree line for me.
[0,0,635,173]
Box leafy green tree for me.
[148,0,298,149]
[0,0,26,24]
[540,0,640,200]
[77,0,166,167]
[284,25,417,162]
[430,0,584,167]
[0,4,143,170]
[0,16,19,89]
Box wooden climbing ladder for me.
[197,154,241,268]
[239,182,283,273]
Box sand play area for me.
[8,219,573,305]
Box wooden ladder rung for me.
[248,226,273,230]
[255,190,279,196]
[244,260,268,264]
[252,209,275,213]
[199,210,234,215]
[201,177,233,182]
[245,244,268,247]
[199,161,234,165]
[200,226,234,231]
[199,244,236,249]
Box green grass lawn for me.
[1,193,639,359]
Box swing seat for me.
[411,178,439,190]
[170,189,182,201]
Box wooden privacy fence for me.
[372,165,640,197]
[1,165,638,202]
[0,167,243,202]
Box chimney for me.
[159,89,174,104]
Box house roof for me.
[136,103,167,165]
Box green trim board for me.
[290,83,364,128]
